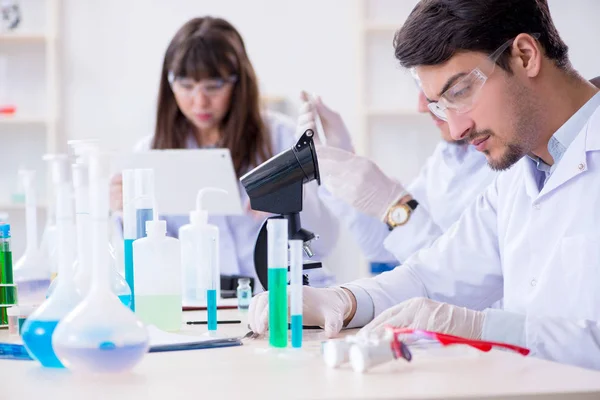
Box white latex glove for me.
[359,297,485,339]
[317,145,407,221]
[296,91,354,152]
[248,286,353,338]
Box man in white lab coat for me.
[250,0,600,370]
[299,91,497,263]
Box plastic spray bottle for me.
[179,188,226,308]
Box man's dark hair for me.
[394,0,570,73]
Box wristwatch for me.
[385,199,419,230]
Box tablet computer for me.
[113,149,243,216]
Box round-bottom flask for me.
[52,151,148,373]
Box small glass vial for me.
[236,278,252,311]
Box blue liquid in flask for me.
[21,320,63,368]
[57,341,148,373]
[118,294,131,308]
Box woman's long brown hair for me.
[153,17,272,176]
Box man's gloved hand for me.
[248,286,354,338]
[359,297,485,339]
[296,91,354,153]
[317,146,407,221]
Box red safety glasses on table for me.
[386,327,530,359]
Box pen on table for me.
[0,343,33,361]
[186,320,242,325]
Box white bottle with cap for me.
[179,188,226,307]
[132,210,181,331]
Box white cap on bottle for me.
[190,188,228,226]
[190,209,208,225]
[145,202,165,237]
[146,219,166,237]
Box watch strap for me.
[406,199,419,211]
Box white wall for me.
[60,0,361,150]
[59,0,365,282]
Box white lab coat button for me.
[531,279,537,287]
[578,163,585,171]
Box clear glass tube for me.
[267,219,288,348]
[21,170,37,255]
[122,169,136,311]
[47,162,131,308]
[289,240,303,349]
[73,163,90,282]
[13,169,50,306]
[134,169,154,240]
[206,225,219,332]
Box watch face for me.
[391,206,409,224]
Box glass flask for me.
[52,151,149,373]
[21,155,80,368]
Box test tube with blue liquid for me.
[289,240,303,349]
[134,169,154,240]
[268,219,288,348]
[122,169,136,311]
[206,233,218,334]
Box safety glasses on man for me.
[419,34,540,121]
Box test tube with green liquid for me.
[267,219,288,348]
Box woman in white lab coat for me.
[111,17,339,287]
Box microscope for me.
[240,129,321,290]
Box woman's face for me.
[170,75,237,131]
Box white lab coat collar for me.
[522,104,600,201]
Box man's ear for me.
[511,33,542,78]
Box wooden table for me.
[2,309,600,399]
